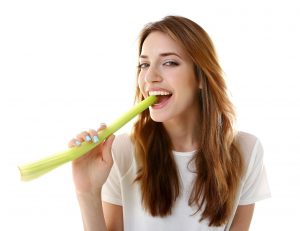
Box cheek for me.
[137,75,145,93]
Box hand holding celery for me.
[18,96,157,181]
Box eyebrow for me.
[139,52,182,59]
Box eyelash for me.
[164,61,179,66]
[137,63,149,69]
[138,61,179,69]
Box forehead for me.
[140,31,187,58]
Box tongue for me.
[155,95,171,104]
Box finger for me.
[101,134,115,164]
[97,123,107,132]
[68,138,82,148]
[76,131,92,143]
[88,129,100,144]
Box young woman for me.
[69,15,271,231]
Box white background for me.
[1,0,299,230]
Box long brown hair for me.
[131,15,244,226]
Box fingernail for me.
[85,135,92,142]
[92,135,99,143]
[75,140,81,146]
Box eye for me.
[138,63,150,69]
[163,60,179,66]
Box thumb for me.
[101,134,115,164]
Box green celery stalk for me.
[18,95,157,181]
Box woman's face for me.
[138,31,200,123]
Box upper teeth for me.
[149,91,171,96]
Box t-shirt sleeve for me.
[101,162,123,206]
[238,139,271,205]
[101,133,134,206]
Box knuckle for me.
[88,129,97,135]
[77,131,87,138]
[68,139,76,148]
[97,125,107,132]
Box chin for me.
[149,110,171,123]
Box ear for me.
[198,80,203,89]
[196,66,203,89]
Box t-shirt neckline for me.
[172,150,197,157]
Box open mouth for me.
[148,90,172,108]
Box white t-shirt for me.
[102,131,271,231]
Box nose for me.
[144,66,162,83]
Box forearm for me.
[76,190,107,231]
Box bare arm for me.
[76,191,107,231]
[103,202,123,231]
[70,125,118,231]
[76,192,123,231]
[230,204,255,231]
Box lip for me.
[144,87,172,110]
[151,94,172,110]
[151,98,171,110]
[143,86,173,110]
[146,87,173,96]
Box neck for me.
[163,107,201,152]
